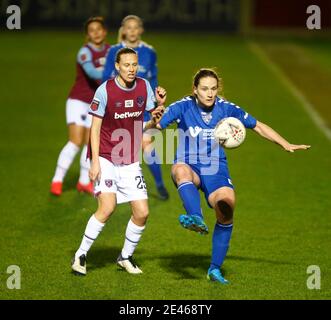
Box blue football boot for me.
[178,214,209,235]
[207,268,229,284]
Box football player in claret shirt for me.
[145,68,310,284]
[50,17,110,196]
[103,15,169,201]
[71,48,166,276]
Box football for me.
[213,117,246,149]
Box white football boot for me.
[117,254,143,274]
[71,254,87,276]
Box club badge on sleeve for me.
[90,100,100,112]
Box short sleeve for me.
[88,82,108,118]
[77,47,92,66]
[226,102,257,129]
[143,79,157,112]
[159,100,185,129]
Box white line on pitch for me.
[249,41,331,142]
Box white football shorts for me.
[94,156,148,204]
[66,98,92,128]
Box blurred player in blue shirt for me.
[103,15,169,200]
[145,69,310,284]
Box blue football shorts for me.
[188,161,234,208]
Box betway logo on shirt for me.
[114,111,143,119]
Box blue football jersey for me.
[159,96,257,167]
[102,41,158,90]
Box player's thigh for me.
[83,127,90,145]
[68,124,85,146]
[83,113,92,131]
[94,157,118,196]
[116,162,148,205]
[66,98,91,131]
[171,163,200,187]
[142,133,153,151]
[130,199,149,226]
[95,192,117,223]
[94,157,119,222]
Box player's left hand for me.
[283,143,311,153]
[155,86,167,106]
[151,105,165,124]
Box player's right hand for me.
[89,161,101,184]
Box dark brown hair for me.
[115,47,138,63]
[193,68,220,87]
[84,16,106,34]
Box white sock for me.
[75,215,105,258]
[52,141,80,182]
[121,219,145,259]
[79,145,90,185]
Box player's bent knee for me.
[172,165,193,184]
[216,200,234,223]
[95,201,116,222]
[96,208,113,222]
[69,138,83,148]
[133,209,149,225]
[142,137,153,150]
[138,208,149,220]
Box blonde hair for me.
[117,15,144,43]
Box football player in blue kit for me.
[102,15,169,200]
[145,68,310,284]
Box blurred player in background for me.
[102,15,169,200]
[50,17,110,196]
[71,48,166,276]
[145,68,310,284]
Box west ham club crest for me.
[136,96,145,108]
[105,179,113,188]
[90,100,99,111]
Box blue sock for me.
[177,182,202,218]
[210,223,233,270]
[145,149,164,188]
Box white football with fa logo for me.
[213,117,246,149]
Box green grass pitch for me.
[0,31,330,300]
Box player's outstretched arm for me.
[253,120,311,153]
